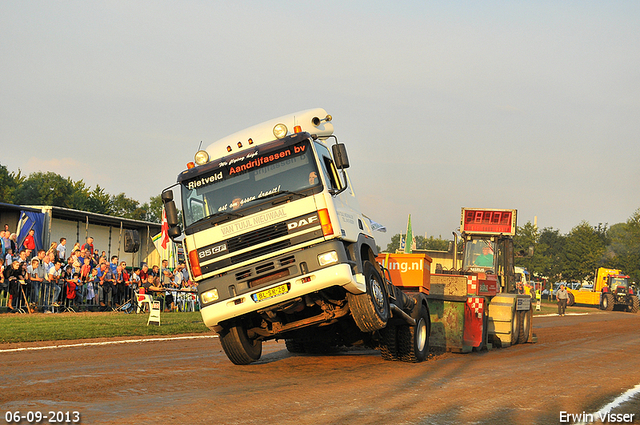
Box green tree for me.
[513,221,540,274]
[385,233,452,252]
[562,221,607,282]
[385,233,402,253]
[0,163,23,203]
[110,193,141,219]
[607,209,640,283]
[418,235,451,251]
[536,227,566,284]
[14,172,76,208]
[147,194,163,223]
[85,185,111,215]
[69,180,90,211]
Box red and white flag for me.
[160,206,170,250]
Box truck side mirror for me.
[168,226,181,239]
[161,190,173,202]
[165,200,180,227]
[332,143,350,169]
[162,189,182,239]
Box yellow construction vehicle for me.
[567,267,639,313]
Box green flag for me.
[404,214,413,253]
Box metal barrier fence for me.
[0,279,199,314]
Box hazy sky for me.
[2,1,639,248]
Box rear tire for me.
[347,261,390,332]
[285,339,305,354]
[220,322,263,365]
[510,307,520,346]
[397,303,430,363]
[601,293,614,311]
[379,324,399,361]
[517,309,531,344]
[630,297,639,314]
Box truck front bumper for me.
[200,262,365,330]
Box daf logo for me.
[288,215,318,230]
[199,243,227,259]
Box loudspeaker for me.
[123,230,141,253]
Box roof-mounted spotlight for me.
[194,150,209,166]
[273,123,288,139]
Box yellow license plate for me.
[252,283,289,302]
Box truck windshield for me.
[610,277,629,289]
[180,138,320,229]
[462,239,496,271]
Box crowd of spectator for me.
[1,227,196,314]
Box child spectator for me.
[87,268,98,304]
[5,248,13,266]
[80,258,91,282]
[66,272,79,309]
[110,256,119,274]
[131,267,141,291]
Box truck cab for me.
[568,267,638,313]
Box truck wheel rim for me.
[416,318,427,351]
[370,278,385,309]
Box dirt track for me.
[1,311,639,425]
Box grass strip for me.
[0,311,209,344]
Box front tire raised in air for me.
[220,321,263,365]
[347,261,390,332]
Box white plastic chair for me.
[136,293,153,313]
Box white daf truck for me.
[162,109,430,364]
